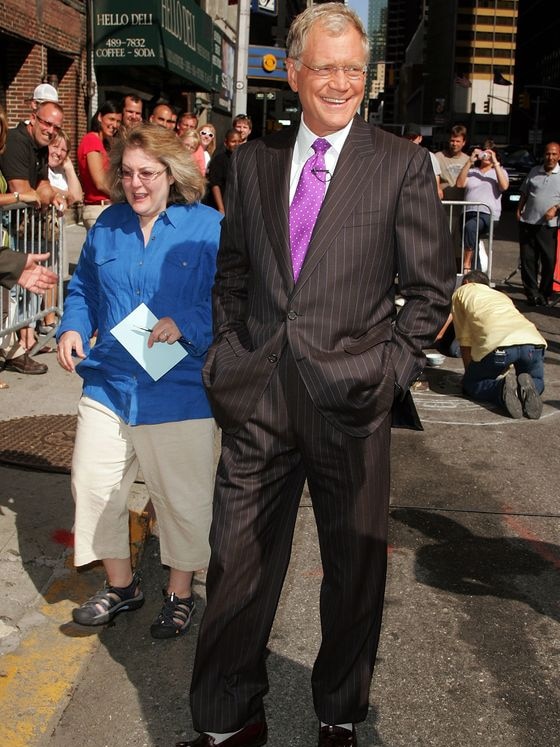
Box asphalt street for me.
[0,212,559,747]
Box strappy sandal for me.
[39,322,57,335]
[150,591,195,639]
[72,573,144,626]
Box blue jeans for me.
[464,211,491,268]
[463,345,545,405]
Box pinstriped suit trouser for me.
[190,348,391,732]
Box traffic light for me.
[519,91,530,110]
[483,98,490,113]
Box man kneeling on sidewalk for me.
[452,270,546,419]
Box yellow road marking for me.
[0,571,103,746]
[0,510,149,745]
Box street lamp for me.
[234,0,251,116]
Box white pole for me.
[234,0,251,116]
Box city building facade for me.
[384,0,520,148]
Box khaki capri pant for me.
[72,396,216,571]
[82,203,109,230]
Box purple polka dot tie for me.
[289,138,331,281]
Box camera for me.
[479,151,490,160]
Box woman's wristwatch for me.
[13,191,19,202]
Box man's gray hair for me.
[286,2,369,62]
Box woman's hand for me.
[57,331,86,372]
[147,317,181,348]
[52,192,67,214]
[470,148,481,164]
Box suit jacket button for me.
[267,354,278,364]
[287,310,297,320]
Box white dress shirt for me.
[289,116,353,204]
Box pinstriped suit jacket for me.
[202,116,455,436]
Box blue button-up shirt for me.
[58,202,222,425]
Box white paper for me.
[110,303,188,381]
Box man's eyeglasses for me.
[35,114,61,133]
[118,168,167,183]
[200,131,214,138]
[296,61,367,81]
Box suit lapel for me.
[257,129,295,289]
[295,118,386,291]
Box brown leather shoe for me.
[318,725,357,746]
[176,722,267,747]
[4,353,48,375]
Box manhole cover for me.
[0,414,76,473]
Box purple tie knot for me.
[312,138,330,156]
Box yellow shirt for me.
[452,283,546,361]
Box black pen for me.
[133,325,189,345]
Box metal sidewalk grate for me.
[0,414,76,473]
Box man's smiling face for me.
[286,23,366,137]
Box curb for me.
[0,509,151,746]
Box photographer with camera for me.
[457,142,509,273]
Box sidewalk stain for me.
[502,504,560,572]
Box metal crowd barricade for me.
[442,200,495,285]
[0,202,64,354]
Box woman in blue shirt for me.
[57,123,222,638]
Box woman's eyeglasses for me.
[118,168,167,183]
[200,131,214,138]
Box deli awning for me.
[93,0,215,91]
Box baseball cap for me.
[32,84,59,103]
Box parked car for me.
[499,146,538,210]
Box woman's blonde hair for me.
[51,127,71,152]
[109,122,205,204]
[197,123,217,156]
[182,129,201,150]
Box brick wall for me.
[0,0,87,162]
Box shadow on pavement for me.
[0,466,78,615]
[392,508,560,620]
[391,508,560,745]
[49,533,387,746]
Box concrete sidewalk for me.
[0,222,155,746]
[1,214,559,746]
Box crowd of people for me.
[0,3,557,745]
[0,84,255,384]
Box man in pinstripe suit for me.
[182,5,455,747]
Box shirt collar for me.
[540,163,560,174]
[122,202,178,229]
[294,116,353,164]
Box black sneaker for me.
[150,591,195,639]
[517,373,543,419]
[501,373,523,418]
